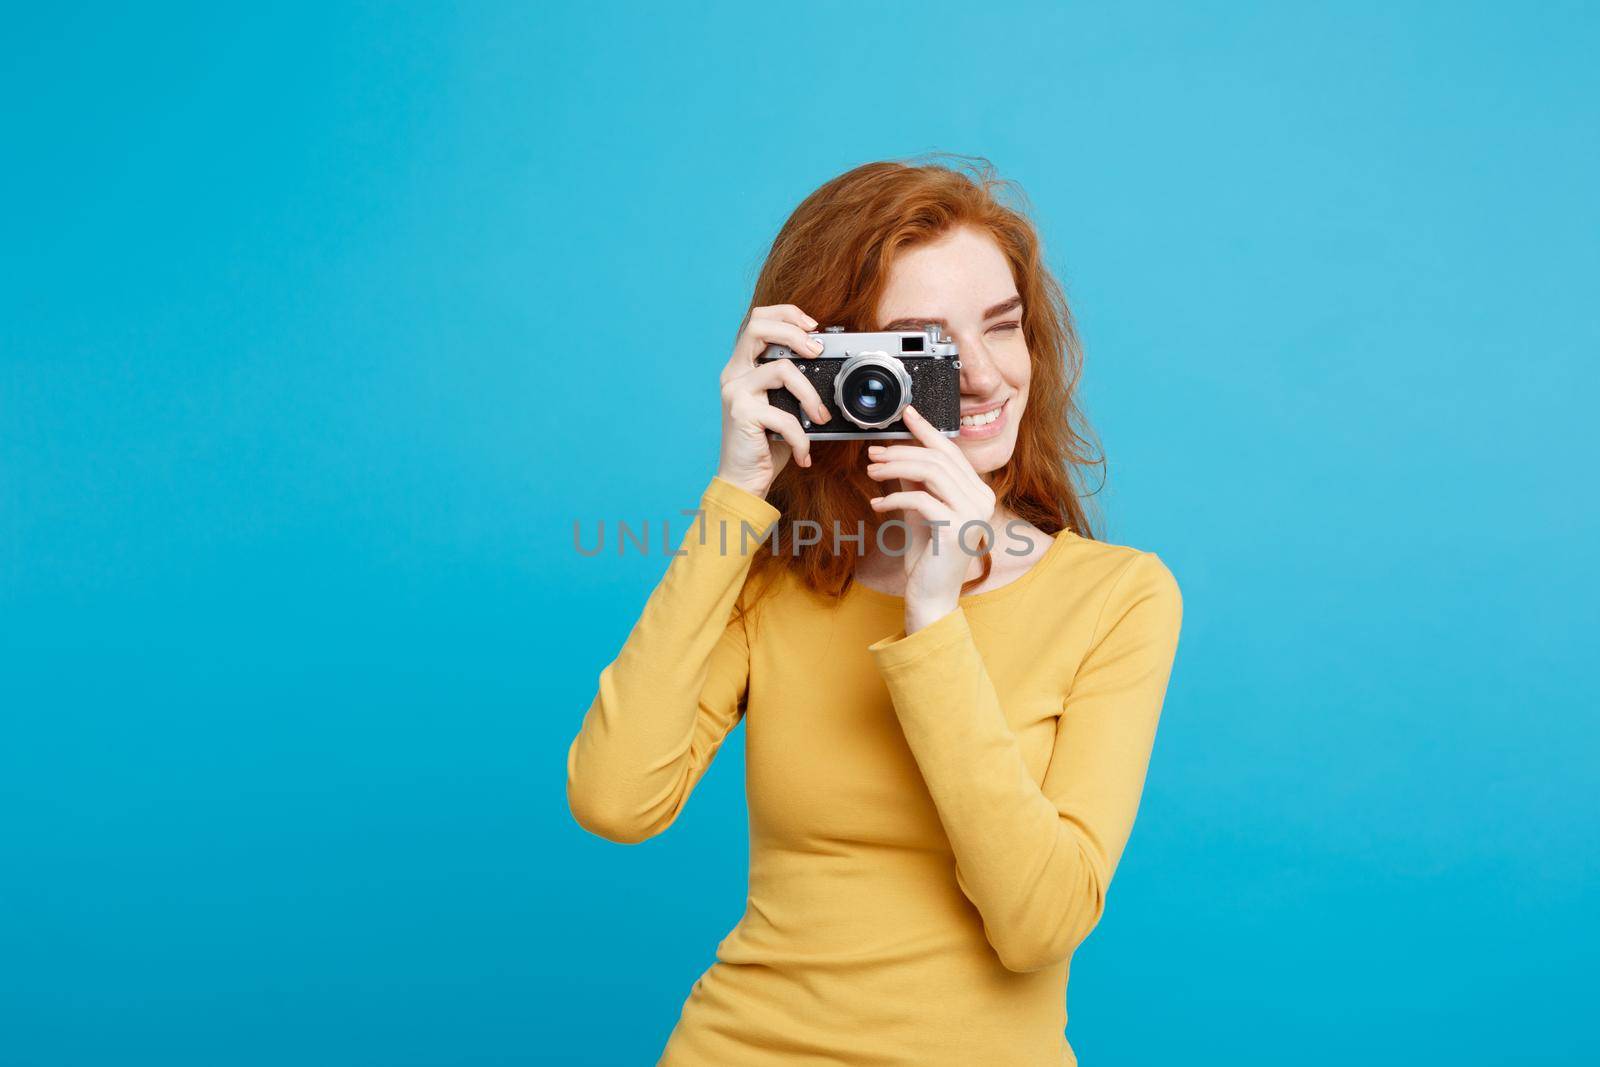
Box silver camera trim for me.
[832,352,913,430]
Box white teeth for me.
[960,406,1003,428]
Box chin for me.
[958,434,1019,476]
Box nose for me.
[957,332,1003,397]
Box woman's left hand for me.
[866,405,997,634]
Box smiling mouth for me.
[959,399,1007,433]
[960,407,1002,429]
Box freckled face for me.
[875,225,1031,475]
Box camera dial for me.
[833,352,912,430]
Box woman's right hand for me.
[716,303,833,499]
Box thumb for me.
[771,435,793,467]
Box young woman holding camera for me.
[566,157,1182,1066]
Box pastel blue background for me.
[4,3,1596,1065]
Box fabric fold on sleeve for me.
[867,553,1182,972]
[565,476,780,844]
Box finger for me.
[865,443,947,464]
[901,404,965,458]
[754,304,820,333]
[868,489,952,523]
[735,317,825,366]
[748,404,812,468]
[765,357,831,423]
[864,458,964,505]
[733,358,831,423]
[868,443,977,494]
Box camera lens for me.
[850,370,895,414]
[835,357,909,429]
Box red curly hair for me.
[737,154,1102,612]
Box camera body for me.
[756,325,962,440]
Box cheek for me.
[1003,344,1032,400]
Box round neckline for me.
[846,528,1076,609]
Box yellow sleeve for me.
[566,476,780,844]
[867,552,1183,972]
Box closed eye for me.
[990,321,1022,334]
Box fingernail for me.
[810,340,824,353]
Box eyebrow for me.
[880,294,1023,331]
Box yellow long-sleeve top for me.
[567,476,1182,1066]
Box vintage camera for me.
[756,325,962,440]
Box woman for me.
[566,156,1183,1066]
